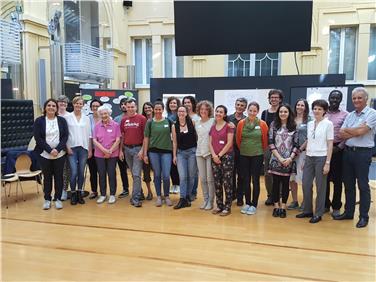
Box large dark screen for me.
[174,1,313,56]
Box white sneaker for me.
[43,200,51,210]
[96,196,106,204]
[108,195,116,204]
[246,206,257,215]
[174,185,180,194]
[170,185,175,193]
[200,200,208,209]
[240,204,251,214]
[165,197,173,206]
[61,190,68,201]
[55,200,63,209]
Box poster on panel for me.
[306,87,348,116]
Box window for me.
[163,38,184,78]
[368,25,376,80]
[328,27,357,80]
[227,53,279,77]
[133,38,152,86]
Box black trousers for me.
[272,174,290,204]
[233,147,243,201]
[143,162,152,183]
[170,162,180,186]
[96,157,118,196]
[87,149,98,193]
[117,157,129,192]
[326,147,343,210]
[39,155,66,201]
[239,154,263,207]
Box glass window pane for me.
[255,61,261,76]
[272,59,278,76]
[64,0,80,43]
[368,26,376,80]
[261,58,272,76]
[228,61,234,76]
[164,38,173,78]
[328,28,341,74]
[239,54,250,61]
[228,54,238,61]
[176,56,184,78]
[256,53,267,60]
[134,39,143,84]
[146,38,152,84]
[343,27,356,80]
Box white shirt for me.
[195,118,215,157]
[41,117,65,159]
[306,118,334,157]
[66,113,92,150]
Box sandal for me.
[212,208,222,215]
[220,209,231,216]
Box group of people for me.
[33,87,375,228]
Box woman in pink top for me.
[209,105,235,216]
[93,106,121,205]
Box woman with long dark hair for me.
[268,104,299,218]
[288,98,310,210]
[34,99,69,210]
[172,105,198,209]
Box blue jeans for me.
[149,152,172,197]
[68,146,88,191]
[177,147,198,198]
[124,146,143,201]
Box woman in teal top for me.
[236,102,269,215]
[143,101,173,207]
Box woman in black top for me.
[33,98,68,210]
[172,105,198,209]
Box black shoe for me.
[130,198,142,207]
[89,192,98,199]
[333,213,353,220]
[324,207,330,213]
[70,192,78,205]
[272,208,280,217]
[174,198,188,209]
[356,218,368,228]
[139,193,145,201]
[309,215,322,223]
[118,190,129,198]
[296,212,314,218]
[279,209,286,218]
[77,191,85,204]
[265,197,273,206]
[146,192,153,201]
[236,200,244,206]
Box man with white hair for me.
[334,87,376,228]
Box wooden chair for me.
[15,153,42,195]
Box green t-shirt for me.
[240,118,263,157]
[144,118,172,152]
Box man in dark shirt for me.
[228,97,247,206]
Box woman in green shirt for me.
[143,101,173,207]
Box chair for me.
[15,153,42,195]
[1,173,24,208]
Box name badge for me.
[126,120,130,122]
[164,124,169,128]
[107,129,113,133]
[183,130,188,134]
[255,126,260,129]
[219,140,225,144]
[301,124,306,127]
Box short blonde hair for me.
[72,96,84,105]
[196,100,214,118]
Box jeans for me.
[302,156,327,216]
[343,147,372,219]
[117,157,129,192]
[87,149,98,193]
[196,155,215,205]
[124,146,143,201]
[39,155,66,201]
[176,147,198,198]
[96,157,117,196]
[68,146,88,191]
[149,152,172,197]
[239,154,263,207]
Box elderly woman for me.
[34,98,69,210]
[66,96,92,205]
[93,106,121,204]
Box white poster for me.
[162,94,196,117]
[306,87,348,113]
[214,89,271,118]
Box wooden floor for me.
[1,175,375,281]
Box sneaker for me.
[89,192,98,199]
[155,197,163,207]
[55,200,63,209]
[246,206,257,215]
[332,209,341,218]
[174,185,180,194]
[204,202,213,210]
[43,200,51,210]
[165,197,173,206]
[200,200,208,209]
[96,196,107,204]
[118,190,129,198]
[240,204,251,214]
[108,195,116,204]
[287,201,299,210]
[61,190,68,201]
